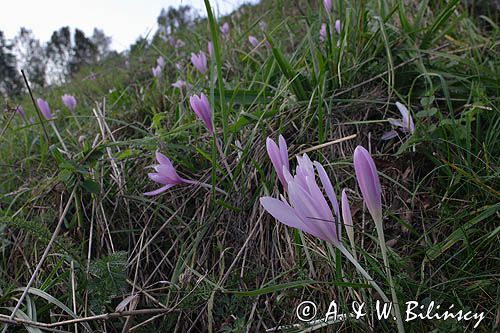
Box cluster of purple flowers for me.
[261,135,383,248]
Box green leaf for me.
[230,108,277,133]
[12,287,92,331]
[81,179,100,194]
[214,89,273,105]
[416,108,438,117]
[426,202,500,260]
[225,280,371,297]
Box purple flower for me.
[171,80,192,90]
[335,19,342,34]
[220,22,230,36]
[264,38,271,49]
[260,154,341,245]
[37,98,53,120]
[382,102,415,140]
[320,23,327,41]
[152,65,162,78]
[324,0,332,12]
[16,106,26,119]
[248,36,259,48]
[191,51,208,74]
[259,21,268,31]
[189,93,214,134]
[392,102,415,133]
[157,56,165,68]
[381,130,398,140]
[341,189,354,244]
[353,146,383,223]
[61,94,77,112]
[144,152,193,196]
[266,135,290,189]
[207,41,214,58]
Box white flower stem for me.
[337,243,390,303]
[50,122,68,152]
[188,180,227,196]
[72,113,83,131]
[375,221,405,333]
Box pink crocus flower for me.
[220,22,230,37]
[157,56,165,68]
[144,151,193,196]
[171,80,192,90]
[382,102,415,140]
[335,19,342,34]
[353,146,382,224]
[61,94,77,112]
[260,152,341,245]
[392,102,415,133]
[189,93,213,134]
[324,0,332,12]
[16,106,26,119]
[264,38,271,49]
[207,41,214,58]
[320,23,327,41]
[248,36,259,48]
[37,98,53,120]
[152,65,162,78]
[191,51,208,74]
[266,135,290,189]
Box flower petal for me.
[260,196,316,236]
[144,184,175,196]
[314,161,340,222]
[156,152,173,167]
[381,130,398,140]
[353,146,383,223]
[278,135,289,172]
[341,189,354,245]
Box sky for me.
[0,0,253,52]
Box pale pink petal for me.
[156,152,173,167]
[314,161,340,221]
[144,184,175,196]
[260,197,317,236]
[381,130,398,140]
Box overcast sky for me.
[1,0,253,52]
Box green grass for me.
[0,0,499,332]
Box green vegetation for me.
[0,0,498,331]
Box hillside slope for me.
[0,0,499,331]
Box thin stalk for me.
[211,134,218,196]
[204,0,227,141]
[21,70,50,144]
[185,179,227,196]
[50,122,69,152]
[375,221,405,333]
[71,112,83,131]
[337,243,390,303]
